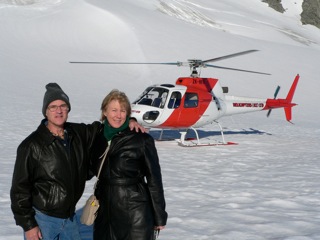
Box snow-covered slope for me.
[1,0,320,239]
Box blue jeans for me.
[26,208,81,240]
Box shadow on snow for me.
[149,128,270,141]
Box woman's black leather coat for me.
[92,127,168,240]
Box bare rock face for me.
[262,0,320,29]
[262,0,285,13]
[301,0,320,28]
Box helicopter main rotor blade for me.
[69,61,181,66]
[69,50,270,75]
[70,50,259,66]
[202,49,259,64]
[205,64,271,75]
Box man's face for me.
[46,100,69,128]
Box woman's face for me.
[104,99,127,128]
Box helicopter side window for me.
[168,92,181,109]
[151,98,162,107]
[184,93,198,108]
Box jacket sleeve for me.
[86,121,103,180]
[143,134,168,226]
[10,141,38,232]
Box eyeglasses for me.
[47,104,69,112]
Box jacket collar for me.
[37,119,73,145]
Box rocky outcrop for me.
[262,0,320,29]
[262,0,285,13]
[301,0,320,28]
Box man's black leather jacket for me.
[10,120,100,231]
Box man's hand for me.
[25,226,42,240]
[129,119,146,133]
[155,226,165,230]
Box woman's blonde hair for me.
[100,89,131,121]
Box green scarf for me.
[103,117,129,141]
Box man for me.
[10,83,143,240]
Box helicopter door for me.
[167,91,182,109]
[179,92,199,126]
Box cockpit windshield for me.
[133,87,169,109]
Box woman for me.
[91,89,168,240]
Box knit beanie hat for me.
[42,83,71,117]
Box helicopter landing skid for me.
[177,125,237,147]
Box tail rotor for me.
[267,85,280,117]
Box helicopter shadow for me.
[149,128,271,141]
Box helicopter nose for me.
[143,111,160,123]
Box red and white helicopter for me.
[70,50,299,146]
